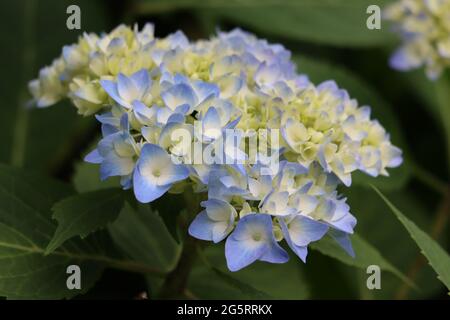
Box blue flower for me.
[188,198,237,243]
[95,111,129,137]
[201,107,223,142]
[279,215,328,262]
[85,123,136,184]
[133,143,189,203]
[225,214,289,271]
[132,100,157,126]
[259,191,298,216]
[101,69,151,109]
[161,83,197,112]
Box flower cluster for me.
[384,0,450,80]
[29,24,402,271]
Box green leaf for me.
[373,186,450,292]
[0,163,108,299]
[294,54,411,190]
[344,186,444,299]
[192,0,394,48]
[109,203,182,273]
[148,192,188,243]
[189,244,309,299]
[310,233,415,289]
[73,162,120,193]
[46,189,126,254]
[209,267,272,299]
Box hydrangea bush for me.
[29,24,402,272]
[384,0,450,80]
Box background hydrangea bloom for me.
[29,24,402,271]
[384,0,450,79]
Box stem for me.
[157,190,203,299]
[11,0,37,167]
[157,235,199,299]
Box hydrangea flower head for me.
[384,0,450,79]
[29,24,402,271]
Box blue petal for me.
[192,81,220,103]
[225,236,266,272]
[101,124,118,137]
[130,69,151,96]
[259,241,289,264]
[161,83,197,111]
[188,210,215,241]
[120,113,130,131]
[159,163,190,186]
[167,31,189,49]
[173,73,189,84]
[101,80,125,106]
[95,112,120,126]
[225,116,242,130]
[329,229,355,258]
[317,80,339,93]
[389,48,418,71]
[327,213,356,234]
[100,154,134,180]
[201,198,234,221]
[225,214,283,272]
[202,107,221,132]
[139,143,169,166]
[117,73,138,103]
[254,62,281,85]
[138,143,189,186]
[166,112,185,124]
[132,100,154,124]
[120,175,133,190]
[287,215,329,247]
[133,167,171,203]
[279,219,308,262]
[84,149,103,164]
[174,103,190,115]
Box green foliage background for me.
[0,0,449,300]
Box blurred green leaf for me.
[109,203,182,274]
[75,162,191,245]
[301,250,359,299]
[46,189,126,254]
[310,233,414,288]
[150,193,189,243]
[344,186,443,299]
[73,162,120,193]
[0,0,110,170]
[294,54,410,190]
[136,0,394,47]
[109,203,182,295]
[188,244,309,299]
[0,163,107,299]
[435,72,450,173]
[374,186,450,292]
